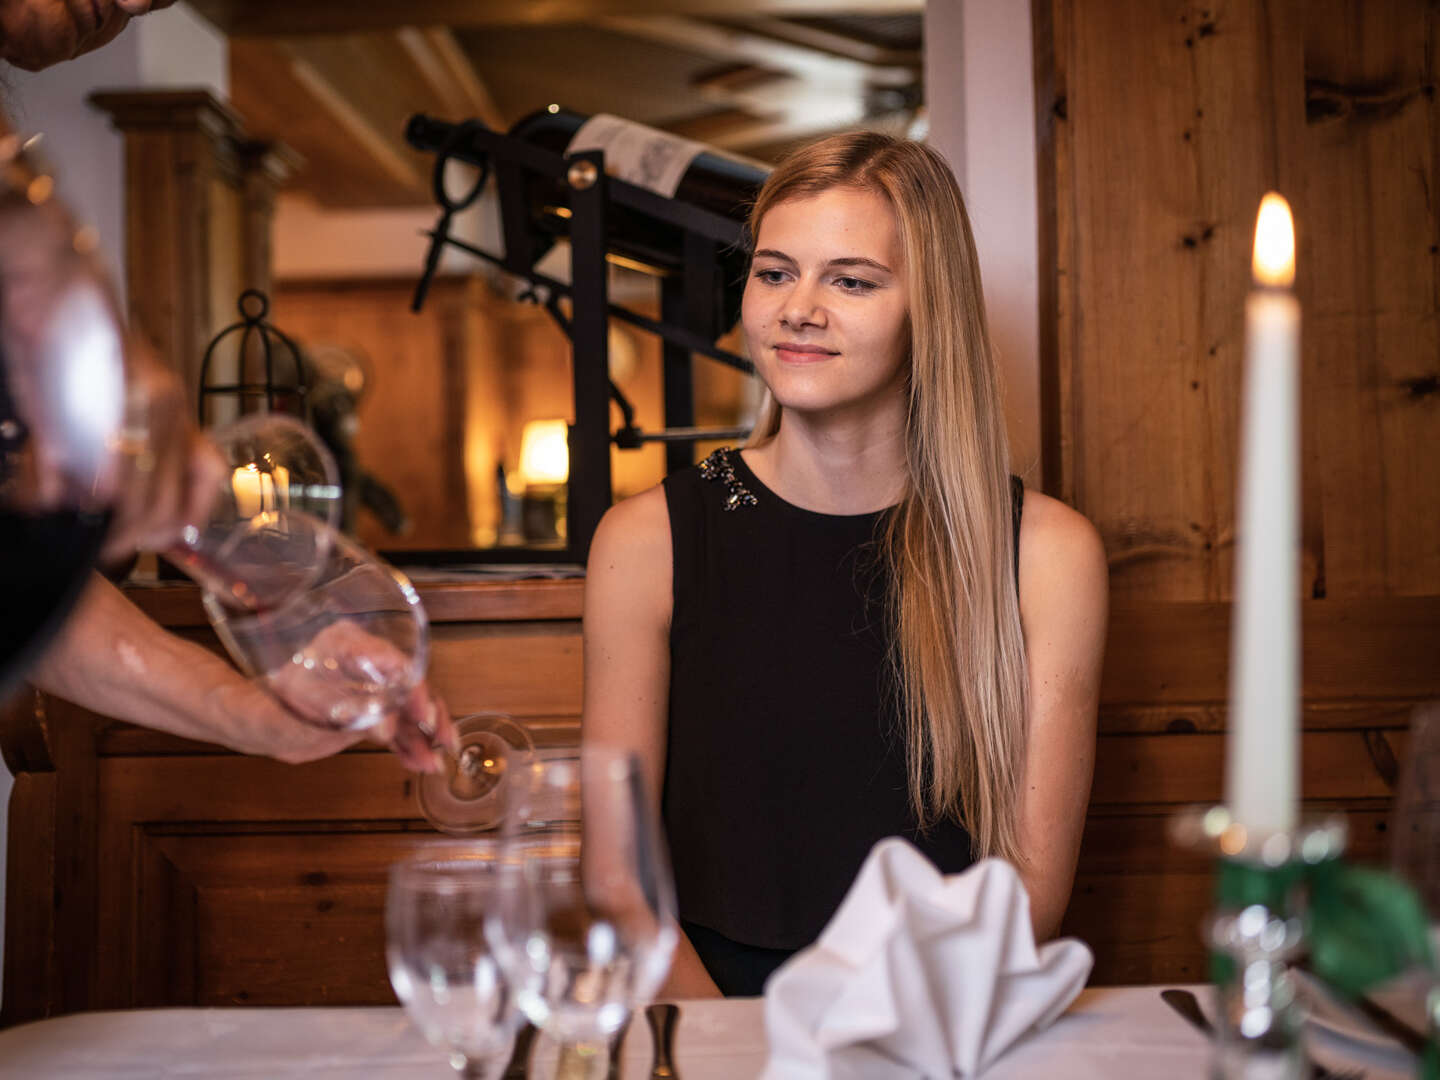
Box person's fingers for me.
[387,684,446,773]
[429,691,459,755]
[390,711,441,773]
[179,432,226,531]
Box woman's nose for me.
[780,279,825,330]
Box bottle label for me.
[566,114,703,200]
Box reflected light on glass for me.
[47,281,125,480]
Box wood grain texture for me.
[269,279,475,549]
[89,92,288,400]
[1040,0,1440,605]
[1031,0,1439,987]
[190,0,924,36]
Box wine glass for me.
[488,747,677,1079]
[170,412,343,611]
[387,844,524,1079]
[202,515,428,731]
[418,712,536,835]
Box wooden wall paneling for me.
[1,694,103,1025]
[1066,806,1396,985]
[1047,0,1277,604]
[270,279,474,549]
[1042,0,1440,603]
[1296,0,1440,599]
[1032,0,1066,498]
[463,281,509,546]
[1,690,56,1028]
[132,831,432,1006]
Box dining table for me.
[0,983,1416,1078]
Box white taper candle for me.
[1225,193,1301,836]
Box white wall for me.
[3,2,228,303]
[925,0,1042,483]
[0,1,227,1010]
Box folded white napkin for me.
[761,838,1093,1079]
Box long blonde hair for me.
[745,133,1028,862]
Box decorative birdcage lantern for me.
[197,289,309,426]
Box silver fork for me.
[1160,989,1364,1080]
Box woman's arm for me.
[1012,491,1109,942]
[582,486,721,997]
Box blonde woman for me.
[583,133,1108,997]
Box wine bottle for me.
[406,107,769,332]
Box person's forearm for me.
[28,573,269,751]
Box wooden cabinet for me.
[1,580,583,1025]
[4,582,1434,1024]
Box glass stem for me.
[553,1040,608,1080]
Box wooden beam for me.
[394,27,506,130]
[282,47,427,197]
[230,36,440,207]
[716,15,921,67]
[670,100,866,152]
[599,14,914,86]
[189,0,923,35]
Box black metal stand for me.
[404,115,754,564]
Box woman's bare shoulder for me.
[1017,488,1108,602]
[590,484,670,565]
[586,484,673,617]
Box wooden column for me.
[88,91,297,407]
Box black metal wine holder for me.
[404,114,757,564]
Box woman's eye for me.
[753,268,787,285]
[835,276,876,292]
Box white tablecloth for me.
[0,985,1413,1078]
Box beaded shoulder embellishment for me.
[698,447,758,512]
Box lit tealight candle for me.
[232,463,265,518]
[1225,193,1300,836]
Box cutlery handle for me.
[502,1021,538,1080]
[608,1016,633,1079]
[646,1003,680,1079]
[1161,988,1215,1037]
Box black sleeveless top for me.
[662,448,1024,963]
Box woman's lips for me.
[774,344,839,364]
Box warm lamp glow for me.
[1252,192,1295,288]
[518,420,569,486]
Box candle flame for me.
[1252,192,1295,288]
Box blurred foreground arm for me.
[28,574,454,769]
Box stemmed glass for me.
[203,519,428,731]
[170,412,343,612]
[488,747,678,1080]
[419,711,536,834]
[387,845,524,1079]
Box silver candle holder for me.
[1172,807,1349,1080]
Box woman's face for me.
[0,0,172,72]
[741,186,909,421]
